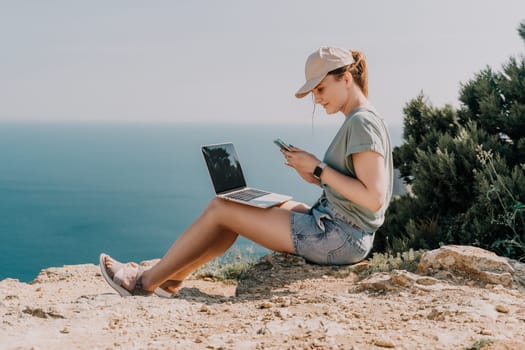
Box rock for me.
[349,260,370,273]
[2,247,525,349]
[355,270,421,292]
[480,329,493,336]
[416,276,438,285]
[258,302,273,309]
[495,305,509,313]
[418,245,515,287]
[391,270,417,287]
[355,272,399,292]
[31,264,100,284]
[374,338,396,348]
[505,258,525,291]
[22,307,65,319]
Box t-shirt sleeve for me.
[346,112,386,157]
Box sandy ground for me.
[1,253,525,350]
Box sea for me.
[0,121,402,282]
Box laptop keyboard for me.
[224,188,270,201]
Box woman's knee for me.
[205,197,224,210]
[202,199,238,241]
[203,198,230,221]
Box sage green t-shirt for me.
[322,106,393,233]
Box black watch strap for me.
[313,162,327,180]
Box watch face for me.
[314,165,323,179]
[313,162,326,180]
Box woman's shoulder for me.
[347,106,383,128]
[348,105,380,120]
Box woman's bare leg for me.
[139,198,296,291]
[279,200,310,213]
[164,200,310,282]
[156,228,239,292]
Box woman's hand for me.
[282,145,387,212]
[281,146,321,185]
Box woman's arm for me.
[283,148,387,212]
[320,151,386,212]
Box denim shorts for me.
[290,197,375,265]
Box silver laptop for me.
[201,142,292,208]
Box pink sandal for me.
[99,254,153,297]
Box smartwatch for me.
[313,162,327,180]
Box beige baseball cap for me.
[295,46,354,99]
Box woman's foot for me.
[155,280,183,298]
[99,253,153,297]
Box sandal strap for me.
[131,270,153,296]
[113,267,125,286]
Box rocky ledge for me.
[1,245,524,349]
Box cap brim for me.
[294,74,325,99]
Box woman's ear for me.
[344,71,353,87]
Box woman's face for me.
[311,74,349,115]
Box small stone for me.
[391,270,416,287]
[374,338,396,348]
[480,329,493,336]
[434,270,454,280]
[23,307,47,319]
[257,326,270,335]
[60,327,70,334]
[350,260,370,273]
[495,305,509,313]
[258,302,273,309]
[199,305,209,312]
[416,277,438,286]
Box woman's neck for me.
[342,92,369,116]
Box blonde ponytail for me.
[349,50,368,97]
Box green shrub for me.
[377,21,525,261]
[365,249,423,275]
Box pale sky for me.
[1,1,524,129]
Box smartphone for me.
[273,138,292,152]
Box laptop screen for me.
[202,143,247,194]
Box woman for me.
[100,46,394,297]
